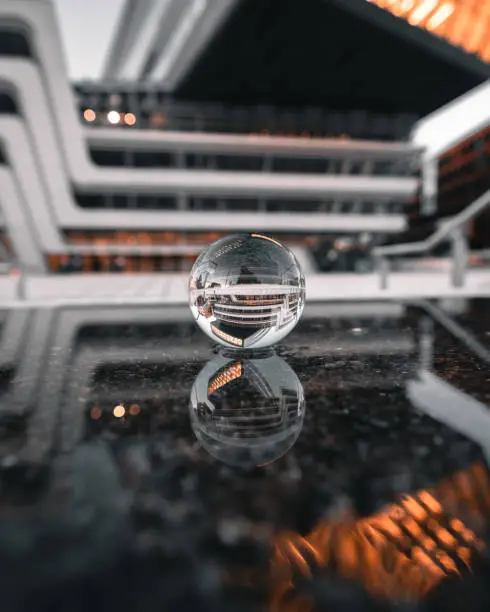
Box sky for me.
[52,0,126,81]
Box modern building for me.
[0,0,489,279]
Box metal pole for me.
[15,270,26,301]
[451,227,468,288]
[376,255,389,289]
[175,152,188,210]
[421,156,438,217]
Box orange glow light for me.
[408,0,439,25]
[129,403,141,416]
[251,234,284,248]
[208,362,243,395]
[427,3,455,30]
[83,108,96,122]
[124,112,137,126]
[90,406,102,420]
[271,461,489,610]
[366,0,490,64]
[113,404,125,418]
[210,325,243,347]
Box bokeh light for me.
[113,404,125,418]
[107,110,121,125]
[83,108,96,122]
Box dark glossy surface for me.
[0,299,489,611]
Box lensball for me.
[189,234,305,349]
[190,351,305,468]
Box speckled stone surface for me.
[0,299,489,611]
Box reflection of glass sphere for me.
[189,234,305,349]
[190,351,305,468]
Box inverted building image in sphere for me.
[190,351,305,468]
[189,234,305,349]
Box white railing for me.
[373,188,490,288]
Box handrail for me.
[373,187,490,258]
[417,300,490,364]
[88,128,424,161]
[372,187,490,288]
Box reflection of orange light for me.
[129,403,141,416]
[211,325,243,347]
[113,404,125,418]
[419,489,443,513]
[270,462,489,611]
[83,108,96,122]
[90,406,102,420]
[208,362,242,395]
[251,234,284,248]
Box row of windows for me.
[81,110,416,141]
[0,86,416,173]
[89,148,411,175]
[47,231,385,275]
[47,254,196,274]
[439,125,490,167]
[439,143,490,180]
[439,174,490,215]
[0,85,416,143]
[73,193,402,214]
[438,122,490,249]
[47,247,377,275]
[76,86,418,141]
[65,230,318,246]
[64,231,380,248]
[439,158,490,187]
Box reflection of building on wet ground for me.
[0,299,487,458]
[0,300,490,608]
[0,301,414,458]
[271,461,490,608]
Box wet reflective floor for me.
[0,299,489,611]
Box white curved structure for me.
[0,117,64,249]
[0,0,420,269]
[412,78,490,160]
[101,0,237,86]
[0,2,421,166]
[0,59,418,202]
[0,116,408,234]
[0,168,46,272]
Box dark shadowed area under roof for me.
[176,0,490,116]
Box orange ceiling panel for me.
[366,0,490,63]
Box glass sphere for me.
[190,351,305,468]
[189,234,305,349]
